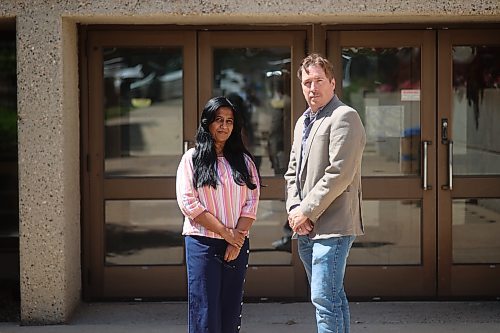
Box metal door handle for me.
[442,141,453,190]
[422,141,431,190]
[448,141,453,190]
[441,118,453,191]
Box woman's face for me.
[209,106,234,146]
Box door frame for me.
[80,27,310,300]
[437,29,500,298]
[197,30,308,298]
[327,30,438,298]
[82,29,197,299]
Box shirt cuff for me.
[288,204,299,213]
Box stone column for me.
[17,10,80,324]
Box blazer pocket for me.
[315,133,329,141]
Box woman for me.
[176,96,261,333]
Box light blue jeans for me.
[298,235,356,333]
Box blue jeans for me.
[298,235,356,333]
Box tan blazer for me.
[285,95,366,237]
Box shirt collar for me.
[304,105,324,121]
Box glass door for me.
[437,30,500,297]
[198,31,308,298]
[84,30,197,298]
[82,27,499,300]
[83,29,309,300]
[328,30,438,297]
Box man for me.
[284,53,366,333]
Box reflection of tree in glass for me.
[341,47,421,124]
[0,38,17,156]
[453,46,500,129]
[103,48,183,119]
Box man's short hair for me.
[297,53,335,81]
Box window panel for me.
[452,46,500,176]
[103,48,183,177]
[349,200,422,265]
[105,200,184,266]
[453,198,500,264]
[212,48,291,176]
[342,47,422,176]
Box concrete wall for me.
[0,0,499,325]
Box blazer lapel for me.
[300,116,325,176]
[298,95,345,181]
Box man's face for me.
[300,64,335,112]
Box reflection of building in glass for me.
[102,49,184,177]
[103,50,183,110]
[342,47,422,176]
[213,49,291,176]
[266,66,290,175]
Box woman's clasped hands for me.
[221,227,247,261]
[221,227,246,249]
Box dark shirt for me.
[296,106,325,200]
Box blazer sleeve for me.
[300,108,366,222]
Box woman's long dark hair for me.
[192,96,260,190]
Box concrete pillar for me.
[17,11,80,324]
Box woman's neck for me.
[214,143,224,156]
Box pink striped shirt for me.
[176,148,260,238]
